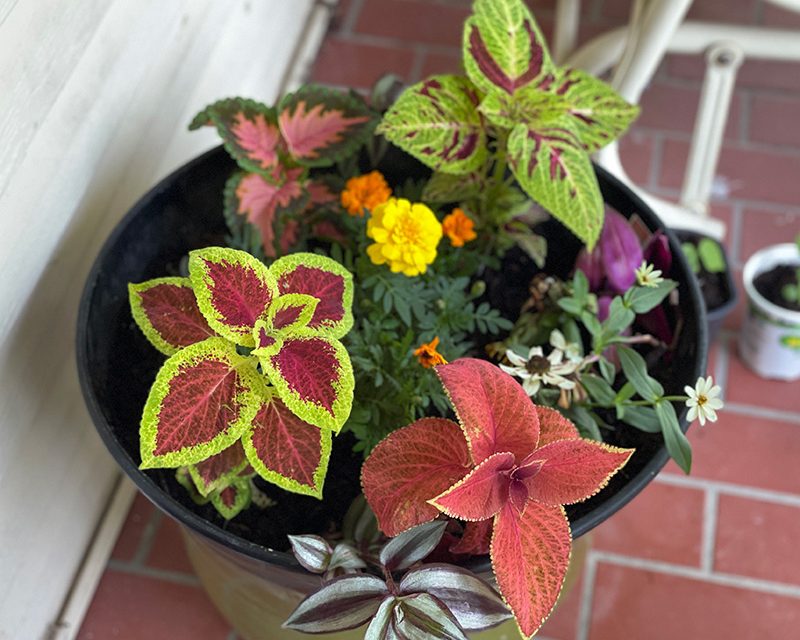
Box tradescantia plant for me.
[361,359,633,638]
[129,247,355,517]
[378,0,639,252]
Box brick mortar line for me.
[634,182,800,217]
[724,401,800,425]
[714,333,732,401]
[655,473,800,507]
[727,203,744,270]
[327,31,462,56]
[106,559,201,587]
[408,44,429,84]
[576,554,598,640]
[339,0,364,36]
[738,89,752,145]
[700,488,719,574]
[647,132,665,192]
[632,125,800,158]
[591,551,800,599]
[130,508,163,567]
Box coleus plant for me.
[190,86,378,257]
[378,0,639,251]
[284,520,513,638]
[128,247,355,517]
[361,358,633,638]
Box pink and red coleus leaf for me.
[491,502,572,638]
[139,338,262,469]
[522,439,633,506]
[450,520,493,556]
[361,417,472,537]
[128,277,215,355]
[258,335,354,432]
[242,392,333,498]
[188,247,277,347]
[271,252,354,339]
[277,85,376,167]
[188,441,249,497]
[436,358,540,464]
[197,98,283,175]
[430,452,515,522]
[230,170,309,258]
[535,406,580,446]
[462,0,554,97]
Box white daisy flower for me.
[635,261,663,288]
[684,375,723,426]
[550,329,583,362]
[500,346,580,397]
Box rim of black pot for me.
[77,147,708,575]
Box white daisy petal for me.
[687,405,698,422]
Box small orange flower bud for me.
[340,171,392,217]
[413,336,448,368]
[442,208,477,247]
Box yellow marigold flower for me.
[340,171,392,217]
[442,208,477,247]
[414,337,447,368]
[366,197,443,276]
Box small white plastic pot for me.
[740,244,800,380]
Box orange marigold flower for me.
[414,336,448,368]
[442,208,477,247]
[340,171,392,217]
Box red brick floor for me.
[79,1,800,638]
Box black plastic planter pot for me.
[77,145,707,638]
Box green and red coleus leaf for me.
[128,277,215,355]
[462,0,554,97]
[551,67,640,153]
[507,120,603,250]
[270,252,354,339]
[361,417,472,537]
[210,476,252,520]
[195,98,283,175]
[188,247,277,347]
[378,74,487,176]
[278,85,376,167]
[187,441,250,497]
[256,334,354,432]
[225,169,308,259]
[242,391,333,498]
[139,338,262,469]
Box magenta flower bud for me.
[600,211,643,293]
[575,247,604,291]
[643,231,672,274]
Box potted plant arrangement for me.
[77,1,721,638]
[676,230,737,341]
[740,233,800,380]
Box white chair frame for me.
[553,0,800,239]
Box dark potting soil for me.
[754,264,800,312]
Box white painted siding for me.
[0,1,318,636]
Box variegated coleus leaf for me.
[242,391,333,498]
[462,0,554,97]
[224,169,308,259]
[507,120,603,250]
[278,85,377,167]
[128,277,215,355]
[377,75,488,175]
[191,97,283,175]
[254,334,354,433]
[187,441,250,498]
[209,476,252,520]
[270,252,354,339]
[188,247,277,347]
[139,338,262,469]
[550,68,640,153]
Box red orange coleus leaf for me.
[277,85,375,167]
[195,98,283,175]
[128,277,215,355]
[362,358,633,638]
[139,338,262,469]
[242,392,333,498]
[271,252,354,338]
[188,441,250,498]
[361,418,472,537]
[188,247,277,347]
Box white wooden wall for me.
[0,1,324,637]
